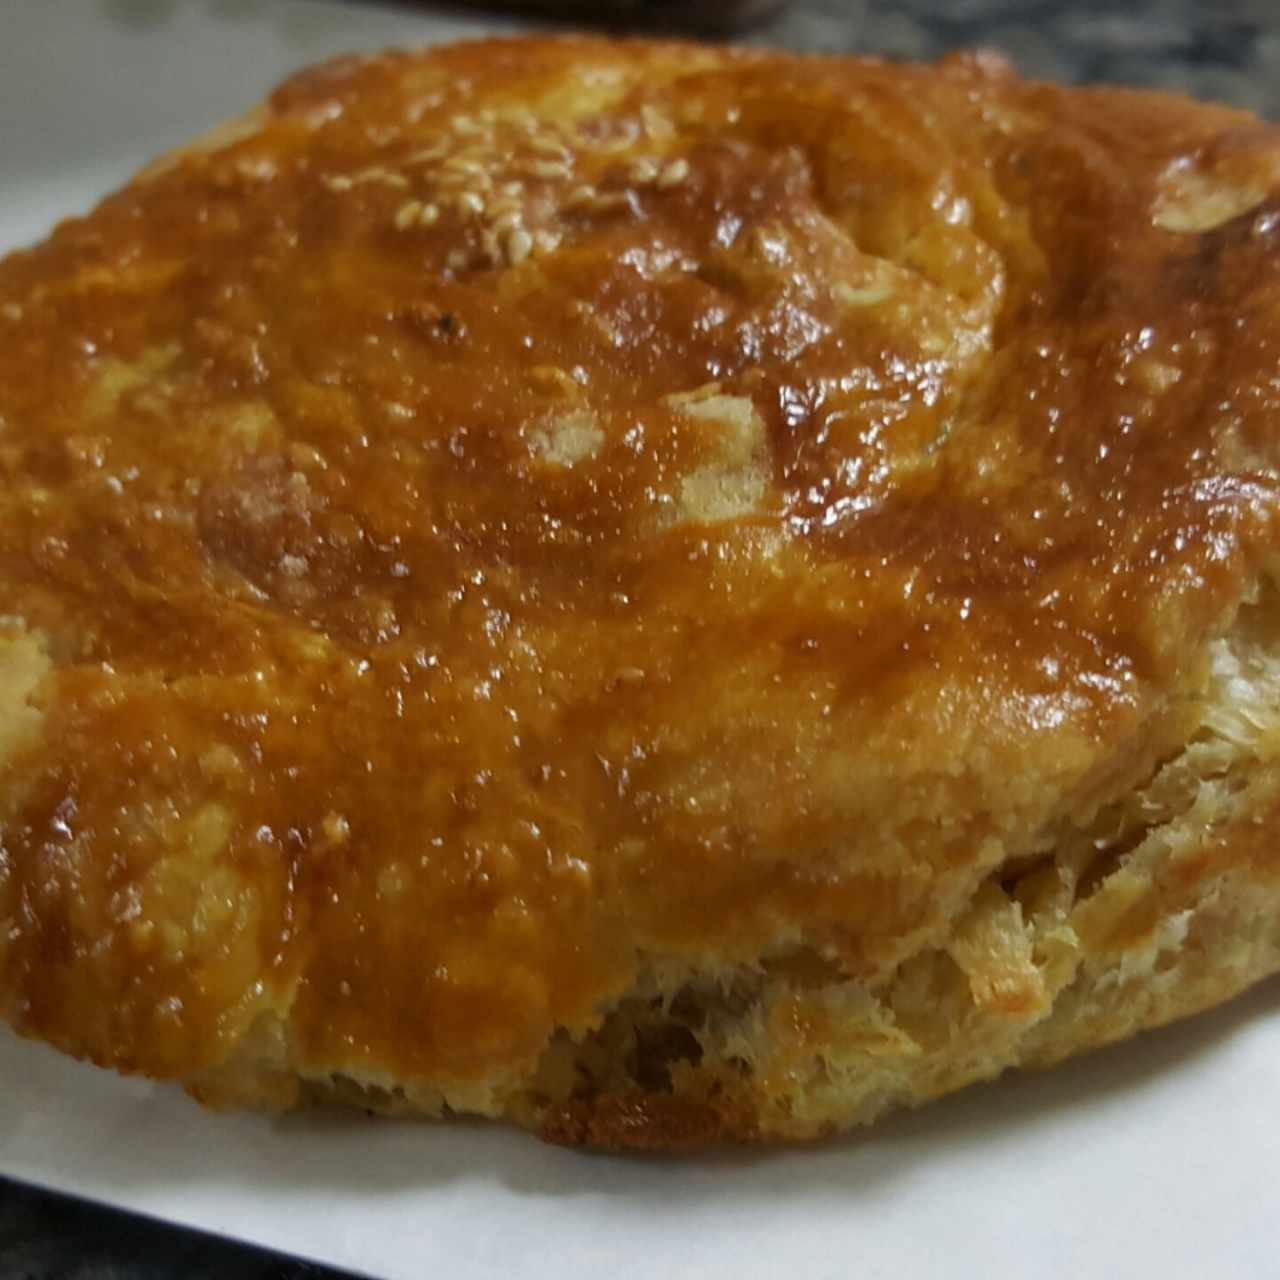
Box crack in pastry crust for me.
[2,36,1280,1146]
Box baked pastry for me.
[2,36,1280,1149]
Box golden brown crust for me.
[3,36,1280,1147]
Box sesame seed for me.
[457,191,485,216]
[406,141,448,164]
[443,168,491,193]
[506,228,534,265]
[451,114,484,136]
[657,158,689,189]
[444,155,486,175]
[491,209,524,233]
[500,181,524,198]
[394,199,424,230]
[322,174,354,192]
[487,197,523,218]
[563,184,598,211]
[629,158,659,184]
[833,279,892,308]
[446,248,470,271]
[533,229,561,255]
[525,159,572,180]
[591,136,636,155]
[528,365,579,397]
[237,156,277,183]
[528,135,570,158]
[351,167,409,189]
[419,203,441,227]
[587,191,632,214]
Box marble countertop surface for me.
[3,1,1277,1277]
[759,0,1278,115]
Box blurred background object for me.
[396,0,1278,113]
[745,0,1276,115]
[443,0,789,34]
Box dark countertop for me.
[3,1,1277,1277]
[761,0,1279,116]
[1,1180,329,1280]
